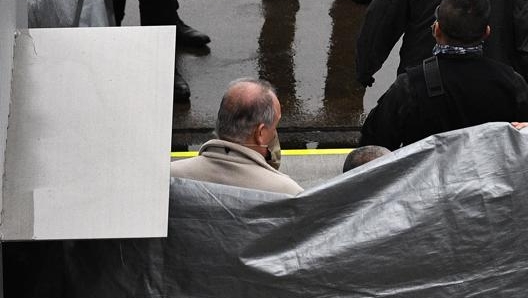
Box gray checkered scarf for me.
[432,43,483,56]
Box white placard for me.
[2,26,175,240]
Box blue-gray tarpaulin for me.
[4,122,528,297]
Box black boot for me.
[175,13,211,47]
[174,70,191,103]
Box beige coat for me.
[170,139,303,195]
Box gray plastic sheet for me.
[4,122,528,297]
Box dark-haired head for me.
[343,146,391,173]
[435,0,490,45]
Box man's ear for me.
[483,25,491,40]
[433,21,450,44]
[433,21,442,39]
[255,123,266,145]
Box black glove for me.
[357,76,375,88]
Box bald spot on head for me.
[223,81,265,112]
[215,78,278,144]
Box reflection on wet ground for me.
[258,0,300,116]
[170,0,370,149]
[324,0,366,125]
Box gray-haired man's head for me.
[216,78,279,144]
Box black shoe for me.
[174,71,191,103]
[175,15,211,47]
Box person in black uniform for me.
[359,0,528,151]
[113,0,210,103]
[355,0,528,88]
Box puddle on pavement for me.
[174,0,370,130]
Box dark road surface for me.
[122,0,399,150]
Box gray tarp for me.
[4,122,528,297]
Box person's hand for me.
[511,122,528,130]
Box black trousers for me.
[113,0,180,26]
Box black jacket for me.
[359,54,528,150]
[355,0,528,87]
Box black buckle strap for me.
[423,56,445,97]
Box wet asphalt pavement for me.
[121,0,399,150]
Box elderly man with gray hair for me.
[170,78,303,195]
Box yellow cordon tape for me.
[171,148,353,158]
[281,148,353,155]
[171,151,200,158]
